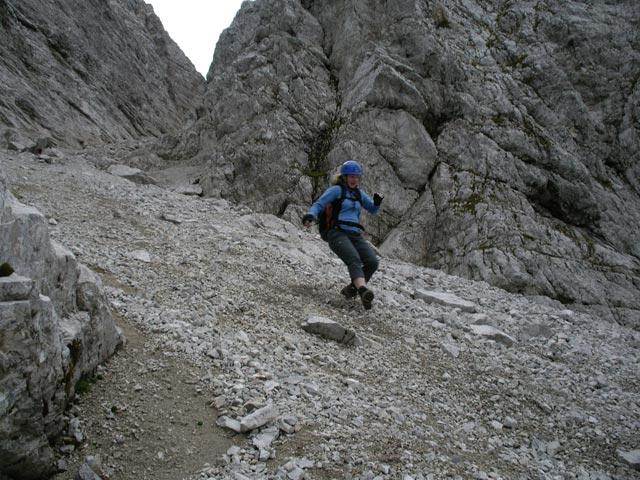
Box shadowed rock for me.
[301,315,359,345]
[414,289,477,313]
[0,0,204,150]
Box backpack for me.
[318,184,363,241]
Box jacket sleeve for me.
[360,191,381,215]
[307,185,341,218]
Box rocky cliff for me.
[188,0,640,328]
[0,0,204,151]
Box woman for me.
[302,160,384,310]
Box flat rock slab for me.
[414,289,477,312]
[240,404,279,432]
[217,405,279,434]
[172,185,203,196]
[469,324,516,347]
[216,416,242,433]
[107,165,158,185]
[618,449,640,470]
[0,275,34,301]
[125,250,152,263]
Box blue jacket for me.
[308,184,380,234]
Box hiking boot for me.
[358,286,374,310]
[341,283,358,299]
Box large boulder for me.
[0,170,122,478]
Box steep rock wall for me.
[0,0,204,150]
[197,0,337,214]
[194,0,640,327]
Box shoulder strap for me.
[339,184,347,201]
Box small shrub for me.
[0,262,15,277]
[75,378,92,395]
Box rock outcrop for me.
[0,170,122,478]
[0,0,204,151]
[0,120,122,479]
[188,0,640,328]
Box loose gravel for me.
[3,147,639,480]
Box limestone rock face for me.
[0,173,122,478]
[0,0,204,150]
[198,0,336,215]
[193,0,640,327]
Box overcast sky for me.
[144,0,246,77]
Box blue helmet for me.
[340,160,363,175]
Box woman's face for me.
[345,174,360,188]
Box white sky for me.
[145,0,246,77]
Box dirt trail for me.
[55,312,235,480]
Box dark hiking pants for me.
[327,228,379,282]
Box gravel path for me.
[3,148,639,480]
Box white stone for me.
[469,325,516,347]
[414,289,477,312]
[240,404,278,432]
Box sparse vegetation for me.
[449,192,484,213]
[297,111,344,196]
[506,53,528,68]
[74,375,98,396]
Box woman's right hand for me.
[302,214,314,228]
